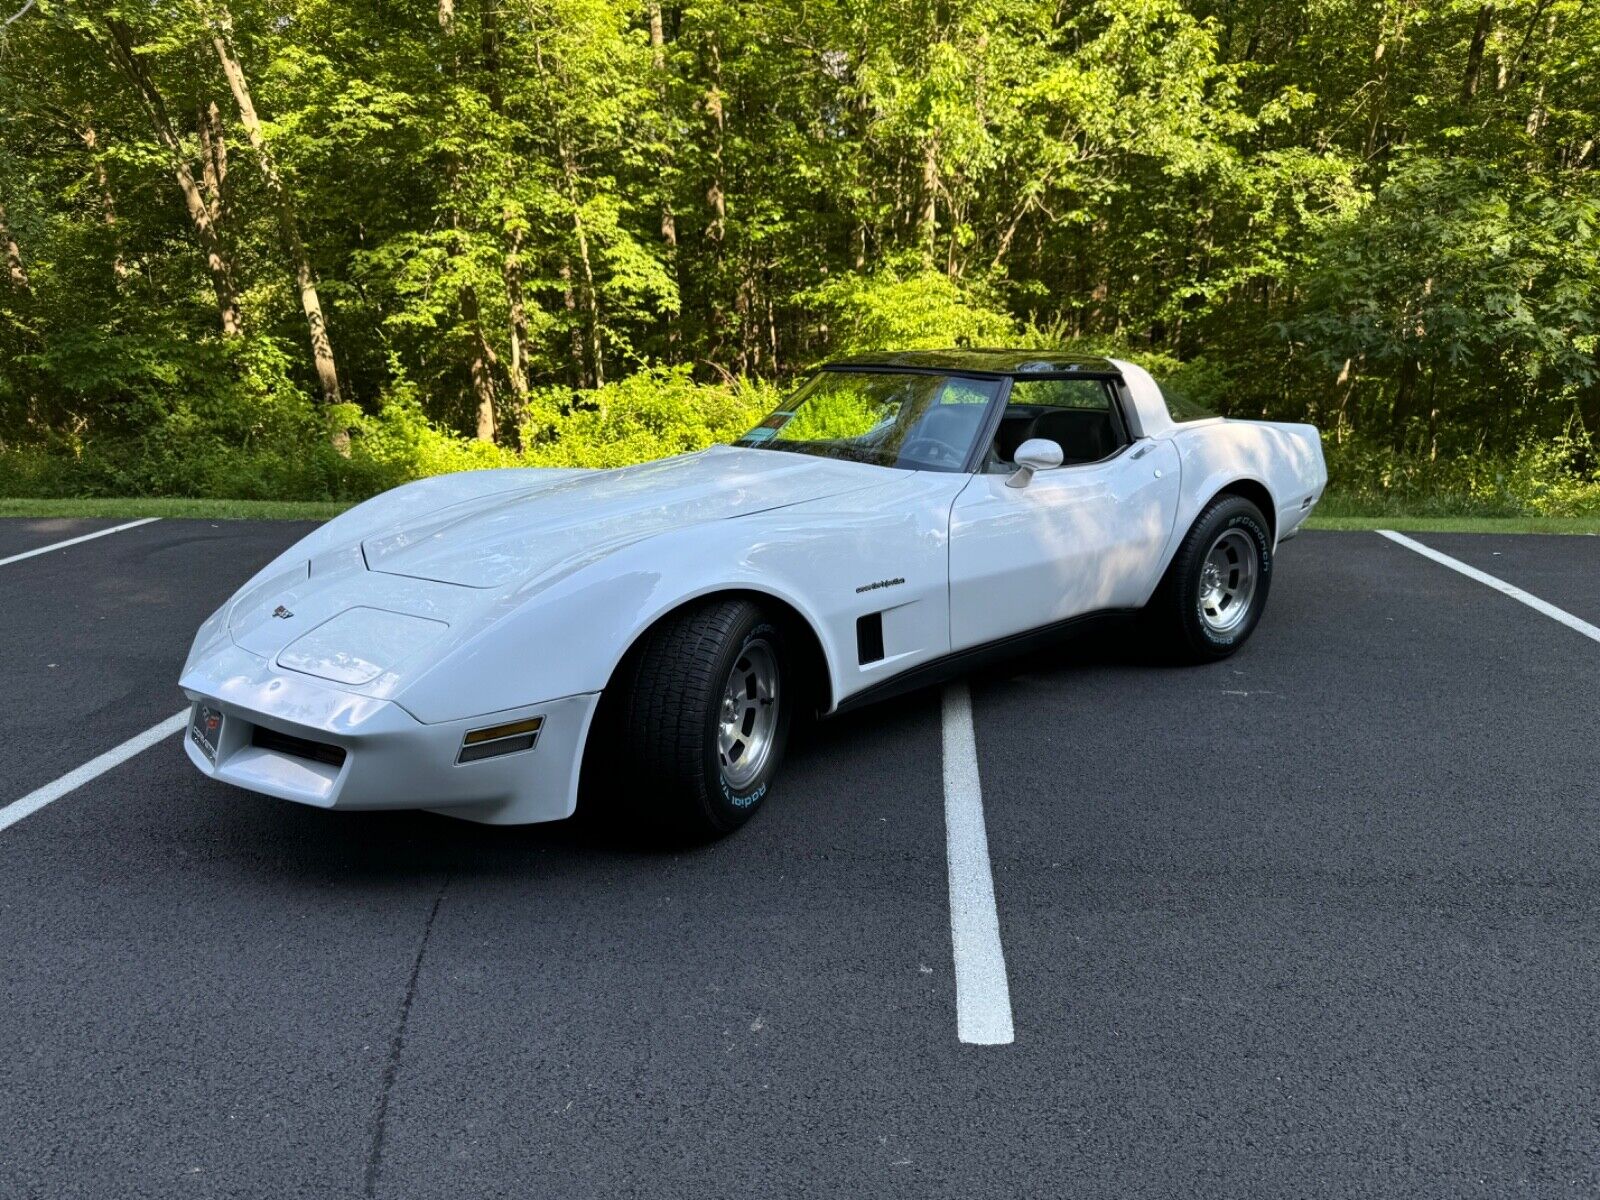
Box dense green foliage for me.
[0,0,1597,510]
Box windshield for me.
[735,371,1001,471]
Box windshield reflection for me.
[736,371,999,472]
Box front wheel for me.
[1143,494,1273,661]
[614,598,790,839]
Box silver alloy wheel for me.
[717,639,780,789]
[1197,528,1258,634]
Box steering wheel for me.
[898,436,963,467]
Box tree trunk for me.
[197,98,227,222]
[1461,5,1493,101]
[702,37,727,360]
[561,146,604,387]
[919,139,939,267]
[648,2,679,355]
[1578,347,1600,455]
[479,0,502,110]
[1525,80,1546,138]
[990,196,1031,272]
[703,43,727,248]
[0,203,27,292]
[438,0,499,441]
[80,125,131,281]
[208,15,346,439]
[503,218,529,402]
[560,259,585,387]
[766,285,780,375]
[481,3,528,418]
[648,2,666,70]
[447,194,500,441]
[1363,4,1403,160]
[734,270,753,374]
[648,4,677,250]
[1333,356,1356,442]
[460,279,501,442]
[1390,355,1421,448]
[1425,367,1441,460]
[100,19,240,335]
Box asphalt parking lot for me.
[1,517,1597,1199]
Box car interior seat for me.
[901,403,990,465]
[993,406,1120,466]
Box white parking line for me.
[0,709,189,835]
[0,517,162,568]
[1378,530,1600,645]
[941,682,1015,1046]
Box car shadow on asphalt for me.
[211,615,1165,881]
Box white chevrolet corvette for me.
[181,351,1326,837]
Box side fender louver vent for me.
[856,613,885,665]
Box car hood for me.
[194,450,921,713]
[360,446,881,589]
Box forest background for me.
[1,0,1597,518]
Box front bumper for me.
[180,645,599,825]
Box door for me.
[948,419,1180,651]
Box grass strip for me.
[2,494,1597,534]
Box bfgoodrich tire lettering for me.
[1145,494,1273,661]
[615,598,790,839]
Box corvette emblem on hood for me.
[272,605,294,619]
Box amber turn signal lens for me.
[457,716,544,764]
[462,717,543,745]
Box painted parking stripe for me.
[941,682,1015,1046]
[0,517,162,568]
[1378,530,1600,645]
[0,709,189,835]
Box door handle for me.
[1130,441,1163,477]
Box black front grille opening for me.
[252,725,347,768]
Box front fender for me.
[393,472,958,724]
[390,531,845,725]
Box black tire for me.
[613,598,790,839]
[1143,494,1273,662]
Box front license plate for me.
[190,703,223,763]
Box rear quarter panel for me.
[1147,419,1326,593]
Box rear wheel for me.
[614,598,790,839]
[1144,494,1273,661]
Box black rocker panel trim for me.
[831,608,1138,715]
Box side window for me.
[1009,379,1112,411]
[987,379,1128,469]
[1157,380,1219,423]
